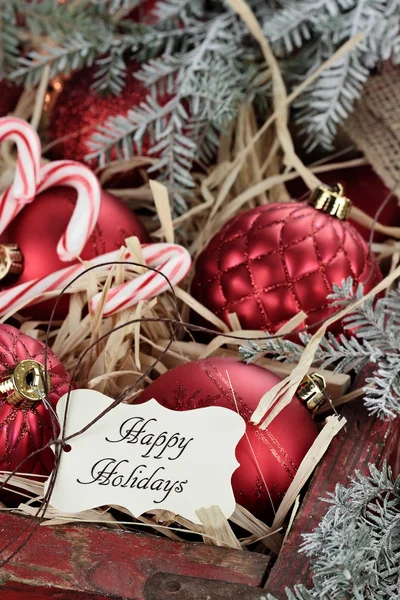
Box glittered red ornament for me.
[287,166,399,243]
[47,65,157,168]
[0,186,149,319]
[0,324,71,478]
[192,190,382,334]
[137,357,318,522]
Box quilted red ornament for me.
[192,185,382,334]
[0,186,149,319]
[0,324,71,478]
[137,357,318,522]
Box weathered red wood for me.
[0,513,269,599]
[144,572,270,599]
[264,398,400,597]
[0,579,111,600]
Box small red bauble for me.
[287,166,399,243]
[0,186,149,319]
[137,357,318,523]
[0,324,71,477]
[192,193,382,334]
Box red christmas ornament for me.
[137,357,318,522]
[287,166,399,243]
[47,65,158,169]
[0,80,22,117]
[0,186,149,319]
[0,324,71,478]
[192,185,382,334]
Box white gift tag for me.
[45,389,245,524]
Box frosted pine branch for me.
[0,5,19,74]
[153,0,205,23]
[295,46,369,151]
[88,12,255,211]
[239,337,304,364]
[91,0,141,14]
[243,278,400,419]
[263,0,338,57]
[6,0,400,205]
[268,463,400,600]
[264,0,400,149]
[11,34,101,86]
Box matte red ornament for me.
[137,357,318,522]
[0,186,149,319]
[191,198,382,334]
[0,324,71,478]
[287,166,399,243]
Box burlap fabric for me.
[346,61,400,198]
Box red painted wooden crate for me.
[0,397,399,599]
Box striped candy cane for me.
[90,243,192,316]
[36,161,102,262]
[0,243,191,318]
[0,119,101,263]
[0,117,41,233]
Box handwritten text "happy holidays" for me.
[77,417,194,504]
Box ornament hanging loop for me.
[308,183,352,220]
[297,372,326,414]
[0,359,50,409]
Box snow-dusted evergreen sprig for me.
[11,33,102,87]
[241,277,400,420]
[9,0,128,87]
[91,0,140,14]
[239,337,304,364]
[88,11,259,212]
[266,0,400,150]
[91,46,129,95]
[153,0,204,22]
[0,4,20,75]
[311,332,383,372]
[295,45,370,151]
[15,0,119,41]
[6,0,400,207]
[267,463,400,600]
[263,0,337,57]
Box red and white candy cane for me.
[0,243,191,318]
[0,118,101,262]
[90,243,192,316]
[36,161,101,262]
[0,117,41,233]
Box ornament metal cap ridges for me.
[0,243,23,282]
[0,359,51,409]
[297,372,327,414]
[308,183,352,220]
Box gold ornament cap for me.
[297,372,326,414]
[0,243,23,283]
[308,183,352,220]
[0,360,51,409]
